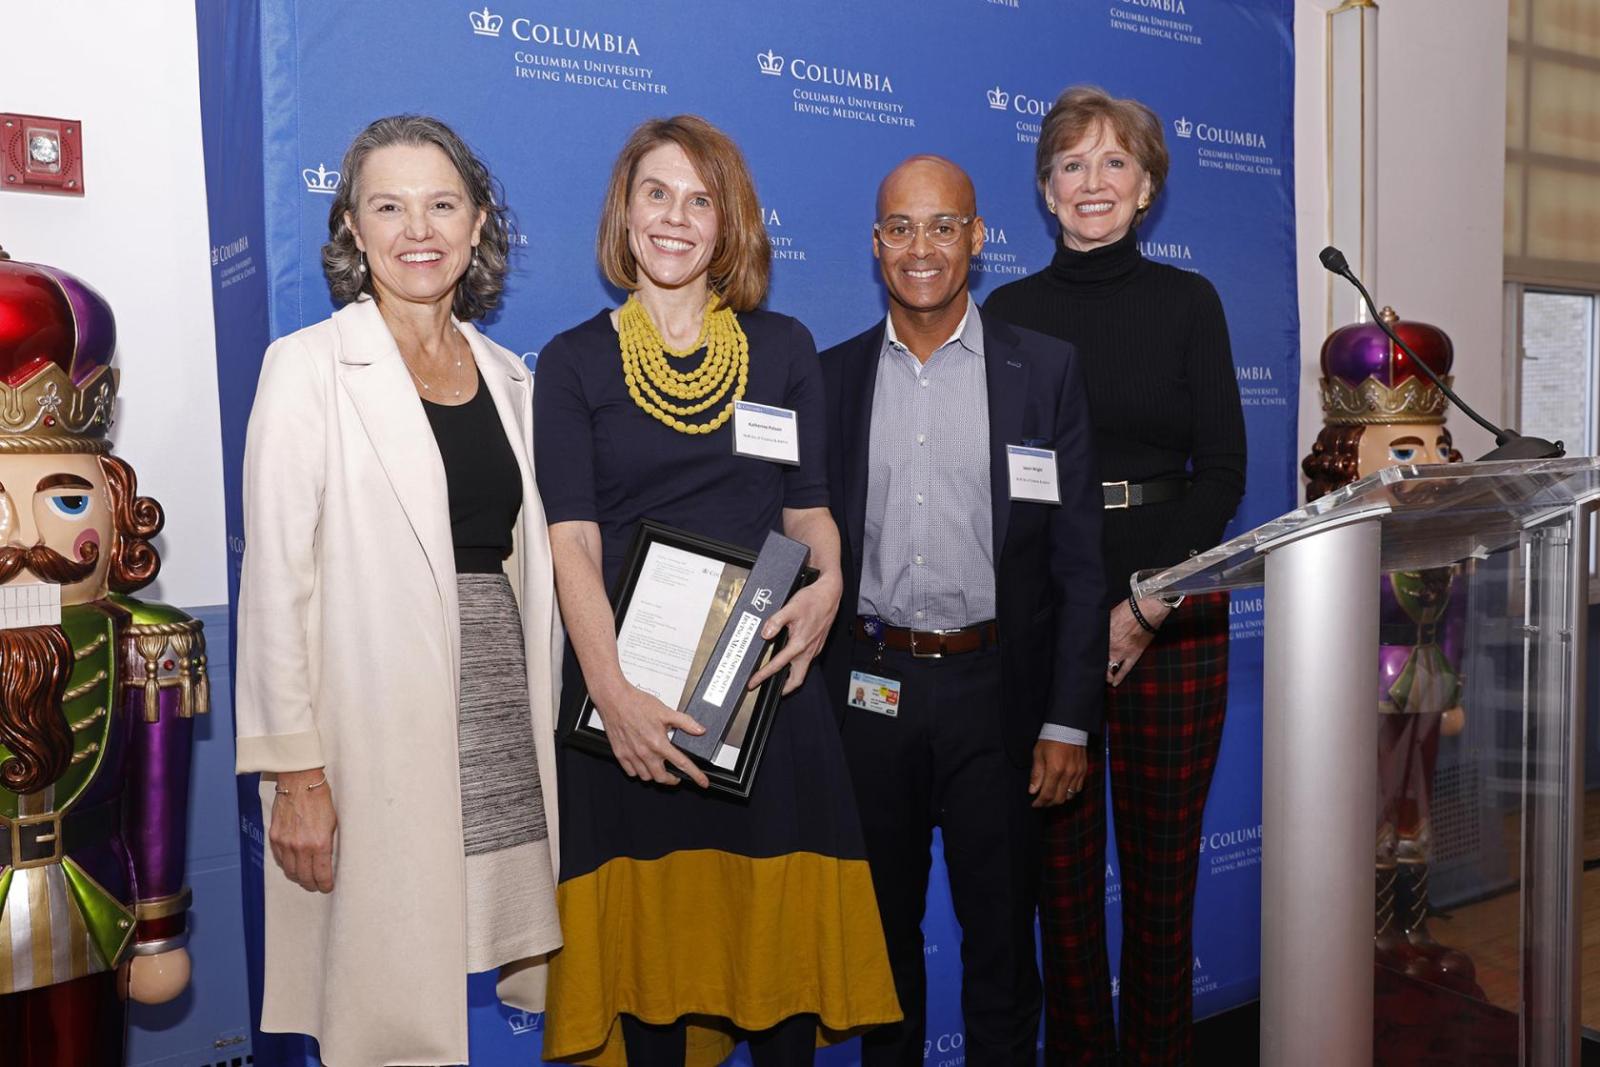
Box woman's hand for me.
[747,570,842,696]
[269,768,338,893]
[1106,598,1172,686]
[593,682,710,788]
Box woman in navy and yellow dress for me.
[534,114,899,1066]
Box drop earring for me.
[358,252,367,274]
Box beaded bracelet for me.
[1127,594,1159,635]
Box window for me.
[1507,287,1598,458]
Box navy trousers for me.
[841,639,1041,1067]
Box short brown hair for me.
[597,115,770,312]
[1036,86,1170,227]
[322,115,511,322]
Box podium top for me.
[1131,456,1600,598]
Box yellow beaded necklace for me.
[618,295,749,435]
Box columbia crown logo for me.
[302,164,340,194]
[987,86,1010,110]
[506,1009,543,1035]
[1173,116,1194,138]
[469,6,503,36]
[751,588,774,612]
[757,49,784,75]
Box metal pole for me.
[1261,519,1380,1067]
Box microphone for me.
[1319,246,1563,461]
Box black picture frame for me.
[556,520,814,798]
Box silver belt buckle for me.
[1103,480,1131,509]
[909,629,946,659]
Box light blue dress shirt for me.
[857,298,1087,748]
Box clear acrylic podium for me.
[1133,457,1600,1067]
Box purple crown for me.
[0,257,118,444]
[1319,306,1454,425]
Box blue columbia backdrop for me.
[198,1,1297,1062]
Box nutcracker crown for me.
[1319,306,1454,426]
[0,259,118,452]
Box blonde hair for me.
[596,115,770,312]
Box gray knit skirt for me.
[457,572,560,973]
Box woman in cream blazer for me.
[234,116,561,1066]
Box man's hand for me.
[1029,739,1087,808]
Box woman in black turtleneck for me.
[985,86,1246,1067]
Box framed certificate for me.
[557,520,813,798]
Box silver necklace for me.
[405,349,466,399]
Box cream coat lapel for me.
[333,299,458,663]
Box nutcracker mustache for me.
[0,541,98,585]
[0,624,75,794]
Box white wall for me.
[0,2,226,607]
[1295,0,1509,478]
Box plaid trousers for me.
[1040,591,1230,1067]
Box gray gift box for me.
[674,530,810,762]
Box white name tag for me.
[732,401,801,466]
[1006,444,1061,504]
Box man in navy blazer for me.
[819,156,1106,1065]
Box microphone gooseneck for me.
[1317,246,1564,461]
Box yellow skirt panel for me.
[544,849,902,1066]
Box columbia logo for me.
[757,49,784,75]
[507,1010,543,1035]
[1172,116,1193,138]
[301,164,340,194]
[469,6,503,36]
[986,86,1010,110]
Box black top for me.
[983,228,1247,598]
[533,308,866,879]
[533,308,828,589]
[422,371,522,573]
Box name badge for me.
[733,401,800,465]
[1006,444,1061,504]
[847,670,901,717]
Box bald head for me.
[876,155,977,219]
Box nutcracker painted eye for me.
[46,493,91,518]
[1385,434,1427,465]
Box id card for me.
[847,670,901,717]
[1006,444,1061,504]
[733,401,800,465]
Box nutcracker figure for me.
[1302,305,1482,998]
[0,253,207,1065]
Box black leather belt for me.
[853,616,998,657]
[1,799,120,871]
[1102,478,1189,509]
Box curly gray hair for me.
[321,115,511,321]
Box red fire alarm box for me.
[1,114,84,196]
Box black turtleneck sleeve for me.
[983,229,1246,600]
